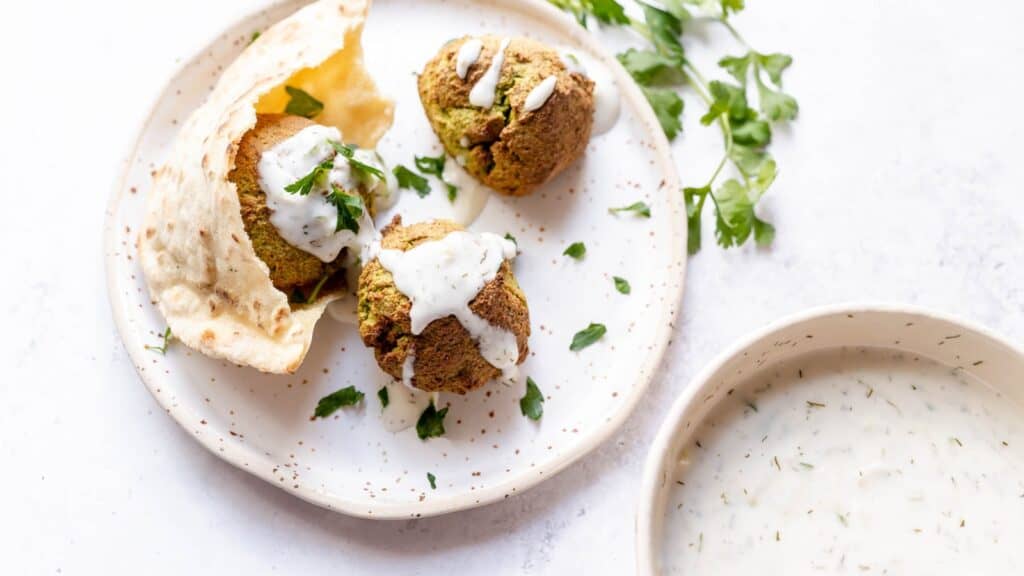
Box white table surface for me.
[3,0,1022,574]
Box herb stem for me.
[719,18,750,49]
[306,274,330,303]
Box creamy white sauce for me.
[375,231,520,376]
[442,158,490,226]
[523,75,557,113]
[469,38,510,108]
[401,353,416,391]
[559,48,620,135]
[256,125,386,262]
[660,347,1024,575]
[379,380,432,433]
[455,38,483,80]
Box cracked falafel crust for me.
[418,36,595,197]
[357,216,531,394]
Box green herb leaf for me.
[284,160,333,196]
[427,472,437,489]
[720,0,745,17]
[757,85,799,122]
[284,86,323,119]
[414,154,446,176]
[609,201,652,218]
[729,145,769,177]
[416,402,448,440]
[713,179,755,248]
[731,118,772,147]
[570,322,607,351]
[718,53,753,86]
[520,377,544,421]
[313,386,364,419]
[613,276,631,294]
[757,52,793,86]
[618,48,681,84]
[753,215,776,247]
[563,241,587,259]
[144,327,174,355]
[412,154,458,201]
[700,81,748,126]
[393,165,431,197]
[588,0,630,24]
[328,185,364,233]
[248,31,261,45]
[329,141,385,180]
[641,86,684,139]
[377,386,389,409]
[639,2,684,59]
[683,185,709,255]
[504,233,518,246]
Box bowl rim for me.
[635,301,1024,573]
[103,0,687,519]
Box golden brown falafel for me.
[357,217,530,394]
[418,36,595,197]
[229,114,346,295]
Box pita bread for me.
[138,0,393,374]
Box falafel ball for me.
[358,217,530,394]
[229,113,346,295]
[418,35,595,197]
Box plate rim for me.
[104,0,687,519]
[634,302,1024,573]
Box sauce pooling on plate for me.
[661,347,1024,574]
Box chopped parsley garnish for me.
[413,154,459,202]
[519,377,544,421]
[328,185,364,233]
[414,155,446,175]
[283,86,323,119]
[613,276,631,294]
[563,242,586,259]
[609,201,652,218]
[504,233,518,246]
[377,387,389,409]
[329,141,385,181]
[144,327,174,355]
[312,386,364,419]
[548,0,796,254]
[570,322,606,351]
[416,401,448,440]
[427,472,437,490]
[248,31,261,45]
[393,165,431,197]
[284,160,333,196]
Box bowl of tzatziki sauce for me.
[638,304,1024,575]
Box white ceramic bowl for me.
[636,303,1024,574]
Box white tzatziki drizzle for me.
[660,347,1024,575]
[559,48,620,135]
[376,231,520,377]
[469,38,510,108]
[523,75,558,112]
[455,38,483,80]
[257,125,385,262]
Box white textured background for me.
[2,0,1022,574]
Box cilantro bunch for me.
[549,0,798,253]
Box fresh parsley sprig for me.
[328,185,364,234]
[284,160,333,196]
[416,401,449,440]
[329,141,385,181]
[550,0,797,254]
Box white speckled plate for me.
[637,304,1024,573]
[105,0,685,518]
